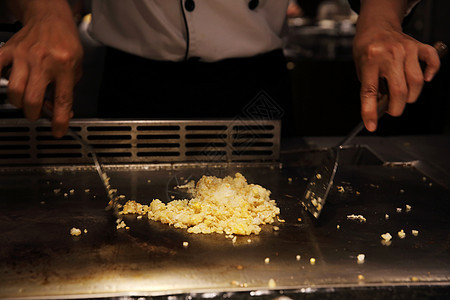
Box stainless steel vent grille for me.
[0,119,281,165]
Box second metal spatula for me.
[301,96,388,218]
[301,41,448,218]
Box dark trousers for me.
[97,48,294,135]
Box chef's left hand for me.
[352,0,441,132]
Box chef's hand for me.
[0,0,83,138]
[353,0,440,132]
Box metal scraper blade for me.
[301,147,340,218]
[41,107,119,215]
[64,127,119,214]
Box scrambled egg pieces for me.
[120,173,280,235]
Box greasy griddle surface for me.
[0,157,449,298]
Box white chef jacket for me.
[89,0,290,62]
[88,0,422,63]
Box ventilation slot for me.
[0,145,30,150]
[87,135,131,141]
[0,136,30,141]
[233,125,275,131]
[36,136,75,141]
[91,144,132,149]
[137,125,180,131]
[36,144,82,150]
[186,125,227,131]
[0,127,29,133]
[37,153,82,158]
[87,126,131,132]
[137,152,180,157]
[36,126,82,132]
[137,134,180,140]
[186,142,227,148]
[186,134,227,140]
[137,143,180,148]
[95,152,132,158]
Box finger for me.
[23,70,49,121]
[384,59,408,117]
[359,63,379,132]
[404,49,424,103]
[0,46,13,75]
[419,44,441,82]
[7,59,29,108]
[52,73,75,138]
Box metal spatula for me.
[301,41,447,219]
[301,96,388,218]
[1,62,120,215]
[41,106,119,215]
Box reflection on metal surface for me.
[0,144,449,298]
[301,147,339,218]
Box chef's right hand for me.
[352,0,441,132]
[0,0,83,138]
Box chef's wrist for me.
[357,0,407,33]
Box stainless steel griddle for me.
[0,119,449,299]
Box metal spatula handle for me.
[338,93,388,147]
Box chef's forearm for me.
[6,0,74,25]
